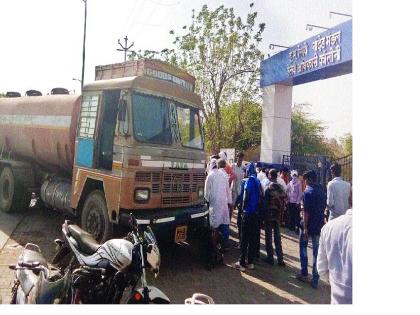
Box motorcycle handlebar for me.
[19,261,40,268]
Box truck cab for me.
[70,60,208,242]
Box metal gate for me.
[282,154,352,187]
[332,154,352,184]
[282,154,331,188]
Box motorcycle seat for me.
[68,224,101,255]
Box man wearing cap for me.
[287,170,303,234]
[296,170,326,289]
[234,162,263,271]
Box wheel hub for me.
[3,179,10,200]
[86,207,104,240]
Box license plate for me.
[175,225,188,243]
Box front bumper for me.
[119,204,209,241]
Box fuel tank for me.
[0,94,81,173]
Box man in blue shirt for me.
[296,170,326,289]
[234,162,263,271]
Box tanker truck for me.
[0,59,208,243]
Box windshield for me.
[176,105,204,149]
[132,92,172,145]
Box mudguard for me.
[16,269,39,296]
[128,286,170,304]
[16,244,46,296]
[34,272,69,304]
[147,286,170,303]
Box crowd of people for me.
[204,151,352,304]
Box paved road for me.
[0,211,23,250]
[0,207,330,304]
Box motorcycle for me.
[10,213,170,304]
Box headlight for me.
[198,187,204,198]
[147,243,161,275]
[135,189,149,202]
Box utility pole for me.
[81,0,87,91]
[117,36,135,62]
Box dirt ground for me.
[0,207,330,304]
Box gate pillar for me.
[260,84,293,163]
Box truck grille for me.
[163,172,191,182]
[162,183,196,193]
[135,170,205,205]
[135,171,161,183]
[152,183,160,193]
[193,173,206,182]
[162,196,191,205]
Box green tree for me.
[217,99,262,152]
[340,133,352,155]
[325,138,345,159]
[291,103,332,156]
[134,3,265,153]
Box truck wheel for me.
[0,166,29,213]
[81,190,113,243]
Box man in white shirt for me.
[204,159,232,250]
[317,190,352,304]
[326,163,351,220]
[231,152,245,206]
[276,171,287,192]
[257,167,267,182]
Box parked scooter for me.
[10,214,170,304]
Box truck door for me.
[76,93,101,168]
[97,90,120,170]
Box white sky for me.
[0,0,351,139]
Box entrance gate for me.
[282,154,352,188]
[260,19,352,163]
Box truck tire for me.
[81,190,113,243]
[0,166,29,213]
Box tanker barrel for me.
[0,94,82,173]
[51,88,70,95]
[25,90,42,96]
[5,91,21,97]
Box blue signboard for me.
[261,19,352,87]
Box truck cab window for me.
[132,92,172,145]
[79,95,99,138]
[98,90,120,170]
[176,105,204,149]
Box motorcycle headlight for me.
[135,189,149,202]
[198,187,204,198]
[147,243,161,275]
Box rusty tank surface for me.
[0,94,81,173]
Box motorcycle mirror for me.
[128,213,138,229]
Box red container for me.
[0,95,81,173]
